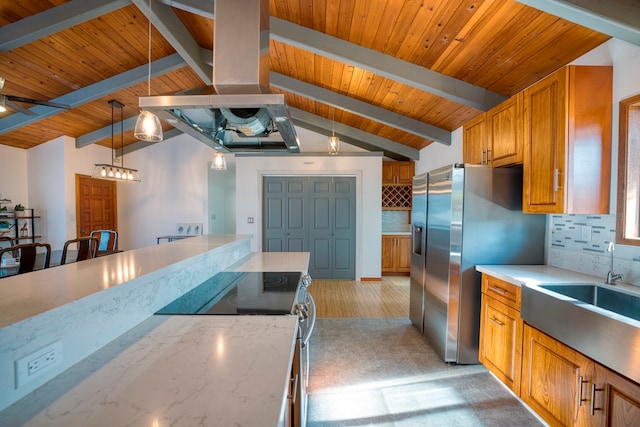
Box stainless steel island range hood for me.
[138,0,300,153]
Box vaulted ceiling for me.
[0,0,636,160]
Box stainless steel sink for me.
[522,282,640,384]
[538,283,640,321]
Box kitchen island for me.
[1,315,299,427]
[0,235,309,425]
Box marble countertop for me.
[476,264,640,296]
[1,315,299,427]
[226,251,310,273]
[0,235,250,328]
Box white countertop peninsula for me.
[1,315,298,427]
[0,235,253,412]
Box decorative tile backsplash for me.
[381,210,410,233]
[548,214,640,286]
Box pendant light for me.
[328,108,339,155]
[211,151,227,170]
[134,0,163,142]
[93,100,141,182]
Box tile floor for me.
[307,318,546,427]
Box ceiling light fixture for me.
[328,108,339,155]
[134,0,163,142]
[211,151,227,170]
[93,100,141,182]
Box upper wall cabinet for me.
[487,93,523,167]
[382,161,414,185]
[462,113,487,165]
[522,65,612,214]
[463,93,523,167]
[382,161,414,210]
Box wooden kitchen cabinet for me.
[463,93,523,167]
[381,235,411,274]
[522,324,598,427]
[462,112,487,165]
[382,161,414,185]
[596,364,640,426]
[479,274,523,395]
[487,92,523,167]
[522,65,612,214]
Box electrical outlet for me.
[15,340,63,388]
[247,217,254,224]
[581,225,592,242]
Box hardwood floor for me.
[308,276,409,318]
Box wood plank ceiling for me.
[0,0,621,159]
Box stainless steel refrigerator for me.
[409,173,428,333]
[421,164,545,364]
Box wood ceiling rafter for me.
[0,0,622,160]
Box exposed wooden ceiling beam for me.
[157,0,214,19]
[0,54,186,137]
[0,0,130,52]
[131,0,212,85]
[269,17,507,111]
[516,0,640,46]
[271,72,451,146]
[289,107,419,161]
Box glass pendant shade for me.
[134,110,163,142]
[328,135,340,155]
[212,151,227,170]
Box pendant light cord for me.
[147,0,152,96]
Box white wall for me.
[115,133,214,249]
[414,128,463,175]
[235,153,383,279]
[0,145,28,210]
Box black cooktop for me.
[156,271,303,315]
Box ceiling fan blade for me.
[5,99,37,116]
[6,95,71,110]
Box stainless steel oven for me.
[156,271,315,426]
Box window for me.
[616,94,640,246]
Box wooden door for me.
[479,294,523,395]
[522,324,593,427]
[396,235,411,272]
[488,93,523,167]
[463,113,487,165]
[396,162,415,185]
[381,236,395,273]
[598,364,640,427]
[76,175,117,237]
[523,67,567,213]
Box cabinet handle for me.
[488,286,507,295]
[554,169,563,192]
[487,148,492,164]
[590,383,603,415]
[489,317,504,327]
[288,374,299,405]
[577,375,588,407]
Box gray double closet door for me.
[263,176,356,279]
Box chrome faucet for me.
[606,242,623,285]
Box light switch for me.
[581,225,592,241]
